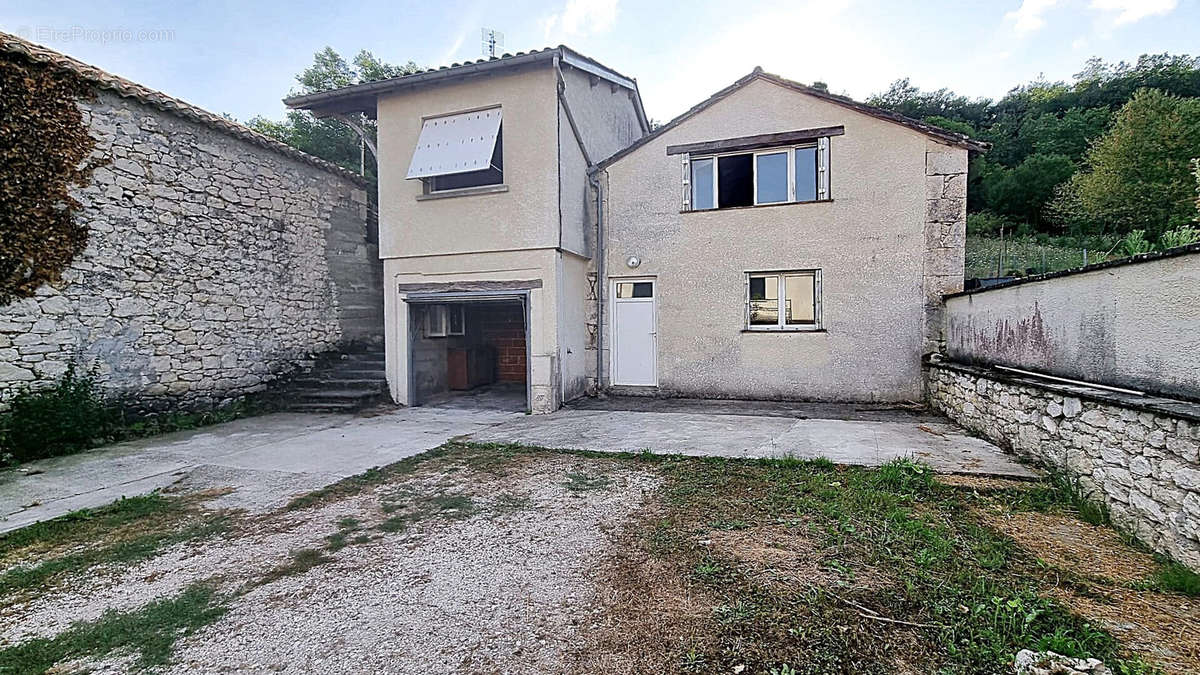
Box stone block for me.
[1062,397,1082,418]
[926,148,967,175]
[1176,468,1200,492]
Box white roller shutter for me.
[406,107,502,179]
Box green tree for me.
[1051,88,1200,240]
[247,47,420,178]
[984,154,1076,228]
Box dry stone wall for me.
[928,361,1200,571]
[0,90,381,410]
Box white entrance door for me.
[612,279,657,386]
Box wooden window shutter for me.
[681,152,691,211]
[817,137,830,200]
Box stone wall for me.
[0,89,381,410]
[928,361,1200,571]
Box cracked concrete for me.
[0,405,522,533]
[469,398,1038,477]
[1,396,1035,535]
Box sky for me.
[2,0,1197,125]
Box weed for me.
[492,492,533,514]
[431,494,475,517]
[693,558,726,580]
[619,453,1153,674]
[678,648,708,672]
[0,582,227,672]
[1143,559,1200,596]
[324,532,348,552]
[0,365,263,466]
[378,516,409,533]
[563,471,612,492]
[874,457,934,495]
[261,548,333,583]
[0,364,118,463]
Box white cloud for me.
[541,0,620,42]
[1005,0,1061,34]
[1088,0,1177,25]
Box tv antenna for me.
[481,28,504,58]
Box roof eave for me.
[592,69,989,172]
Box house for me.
[592,68,987,402]
[287,47,648,413]
[287,49,985,412]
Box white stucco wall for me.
[376,67,560,258]
[945,248,1200,401]
[600,77,966,401]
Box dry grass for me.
[983,509,1200,674]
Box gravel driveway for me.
[1,446,658,673]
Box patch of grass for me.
[430,494,475,516]
[492,492,533,514]
[0,495,171,556]
[324,516,364,552]
[261,548,333,583]
[873,457,934,495]
[1001,471,1110,526]
[1142,559,1200,597]
[611,454,1152,674]
[0,582,227,672]
[376,491,477,534]
[378,515,409,533]
[563,471,612,492]
[0,512,228,596]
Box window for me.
[686,137,829,211]
[447,305,465,336]
[746,270,821,330]
[794,145,818,202]
[755,151,788,204]
[616,281,653,298]
[407,107,503,193]
[690,157,714,209]
[717,154,753,207]
[424,305,449,337]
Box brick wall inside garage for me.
[471,304,526,383]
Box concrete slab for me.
[469,408,1038,478]
[0,404,522,534]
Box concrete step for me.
[322,367,385,378]
[293,388,385,402]
[293,377,384,388]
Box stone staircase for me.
[284,348,389,413]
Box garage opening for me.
[407,294,529,412]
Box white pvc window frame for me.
[744,269,823,332]
[685,138,831,211]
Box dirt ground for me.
[1,445,1196,674]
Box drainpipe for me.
[589,169,605,396]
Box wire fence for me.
[965,236,1111,280]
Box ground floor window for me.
[746,270,821,330]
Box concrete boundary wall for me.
[943,244,1200,402]
[0,90,380,410]
[927,360,1200,571]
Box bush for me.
[967,211,1018,237]
[0,365,118,464]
